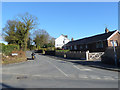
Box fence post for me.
[86,50,89,61]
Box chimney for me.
[65,35,68,38]
[105,27,109,33]
[71,38,74,41]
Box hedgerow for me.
[2,44,20,56]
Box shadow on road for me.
[70,60,120,71]
[0,83,24,90]
[38,53,120,71]
[27,58,33,60]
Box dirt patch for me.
[2,51,27,65]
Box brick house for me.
[64,28,120,52]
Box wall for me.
[55,51,86,59]
[108,32,120,46]
[55,51,65,58]
[87,41,107,52]
[101,46,120,65]
[55,51,105,60]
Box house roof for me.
[66,30,118,46]
[55,34,70,41]
[61,34,68,38]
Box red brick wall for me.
[108,32,120,47]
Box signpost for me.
[12,53,18,56]
[111,40,117,67]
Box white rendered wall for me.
[55,35,70,48]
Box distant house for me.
[55,34,70,49]
[64,28,120,52]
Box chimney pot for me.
[105,28,109,33]
[71,38,74,41]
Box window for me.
[96,41,103,48]
[74,45,77,50]
[63,41,65,44]
[71,46,72,50]
[85,45,88,49]
[80,45,83,49]
[110,40,118,47]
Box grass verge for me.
[2,56,27,65]
[2,51,27,65]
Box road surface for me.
[1,51,119,88]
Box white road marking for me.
[73,65,92,71]
[45,60,69,77]
[79,75,88,79]
[103,76,115,80]
[89,75,101,80]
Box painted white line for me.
[79,75,88,79]
[73,65,92,71]
[46,60,69,77]
[3,72,28,76]
[89,75,101,80]
[82,69,92,71]
[103,76,115,80]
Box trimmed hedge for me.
[56,50,70,53]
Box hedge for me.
[2,44,20,56]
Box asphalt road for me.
[1,51,119,88]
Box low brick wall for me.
[55,52,66,58]
[45,51,55,56]
[55,51,86,59]
[101,46,120,65]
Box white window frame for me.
[110,40,118,47]
[74,45,77,50]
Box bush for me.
[0,43,5,53]
[56,50,69,53]
[2,44,20,56]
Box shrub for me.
[56,50,70,53]
[2,44,20,56]
[0,43,5,53]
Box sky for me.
[1,2,118,44]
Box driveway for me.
[1,51,119,88]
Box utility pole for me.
[111,40,117,67]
